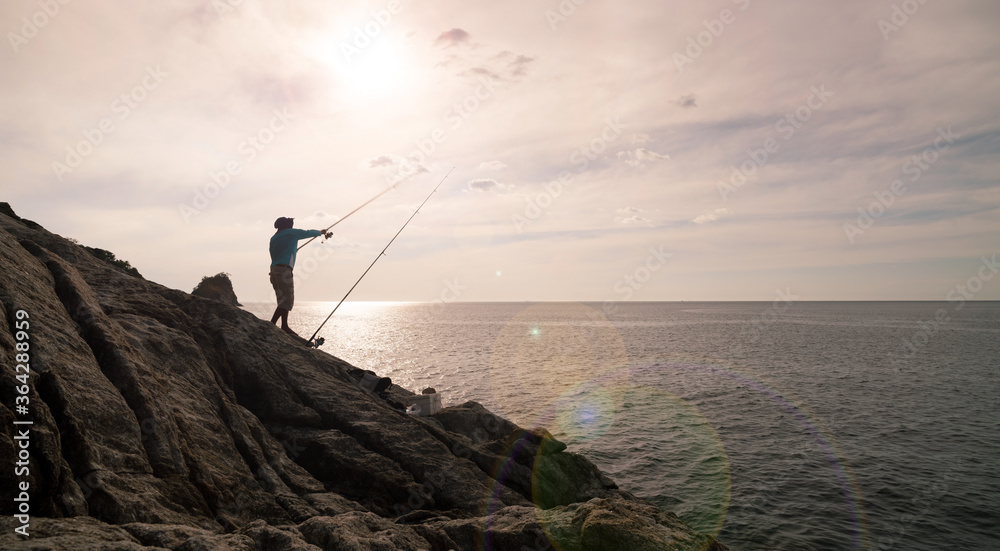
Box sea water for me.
[244,301,1000,550]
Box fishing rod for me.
[307,167,454,348]
[297,178,409,252]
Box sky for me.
[2,0,999,302]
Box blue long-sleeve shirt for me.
[269,228,322,269]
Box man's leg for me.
[279,269,296,334]
[270,307,288,325]
[270,265,299,336]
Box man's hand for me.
[324,231,333,239]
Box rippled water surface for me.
[244,301,1000,550]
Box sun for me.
[341,41,406,97]
[311,32,415,102]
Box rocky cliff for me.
[0,203,729,551]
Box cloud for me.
[615,207,651,225]
[479,160,508,171]
[458,66,504,81]
[366,155,396,168]
[435,28,471,48]
[691,208,734,224]
[297,210,336,226]
[504,53,536,78]
[617,148,670,167]
[674,94,697,109]
[632,133,654,144]
[365,154,429,178]
[459,51,537,83]
[467,178,513,193]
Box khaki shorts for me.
[269,264,294,310]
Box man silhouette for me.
[269,217,331,335]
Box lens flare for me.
[487,303,629,431]
[554,383,616,441]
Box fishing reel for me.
[308,337,325,348]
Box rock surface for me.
[0,203,730,550]
[191,272,241,306]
